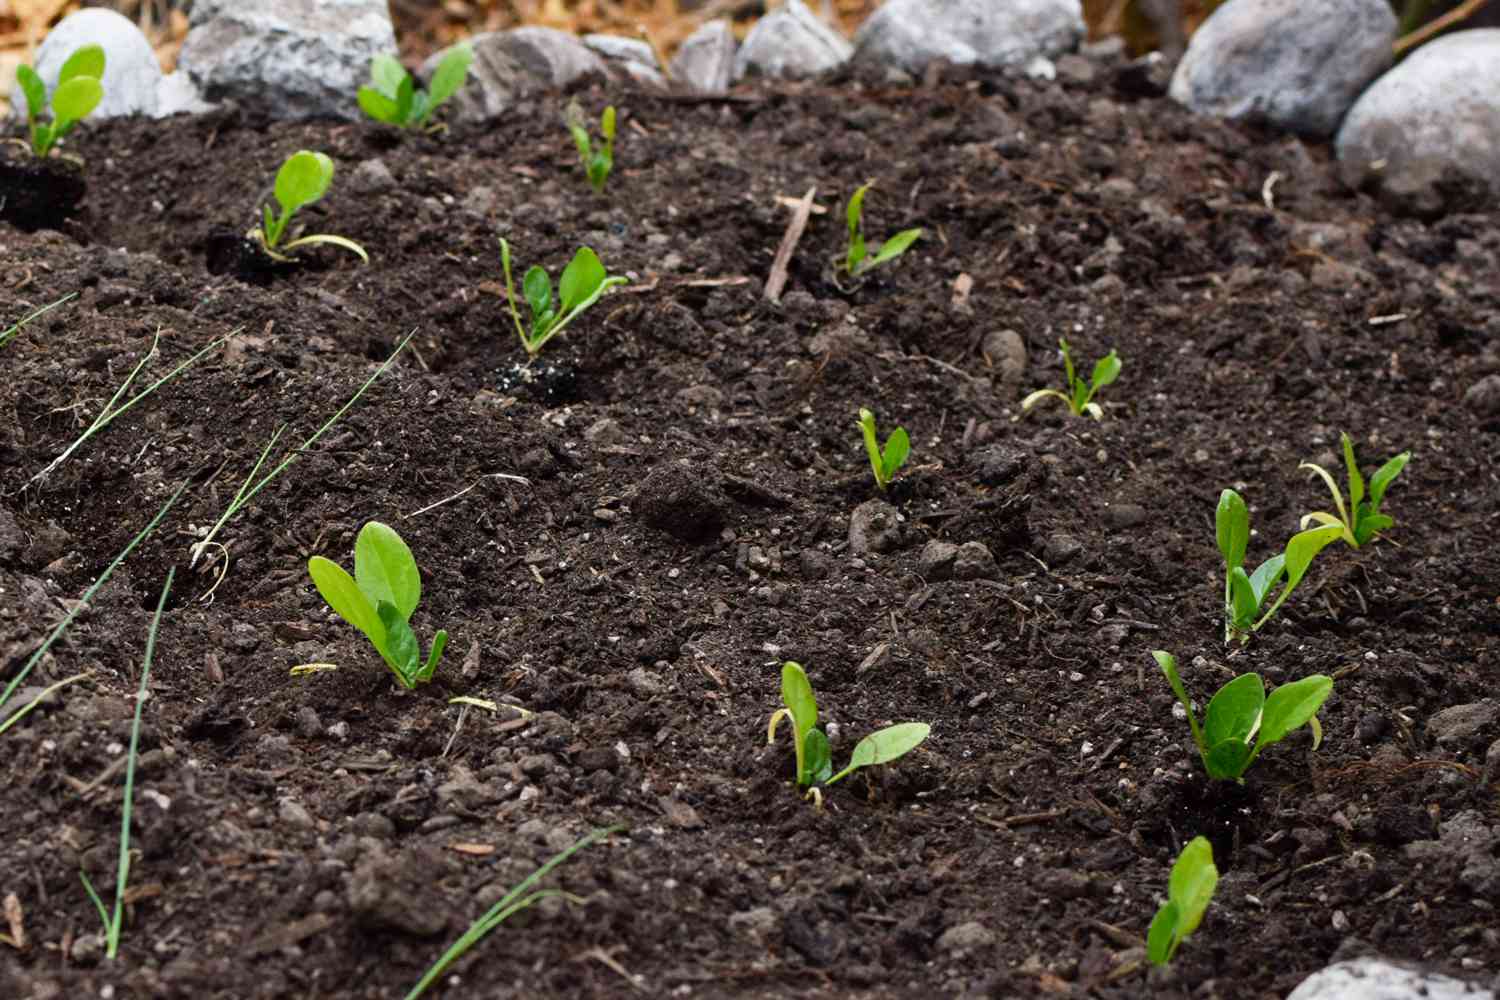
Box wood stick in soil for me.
[764,186,816,304]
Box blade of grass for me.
[404,825,621,1000]
[0,291,77,349]
[0,482,187,731]
[188,330,416,568]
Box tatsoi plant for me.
[1217,489,1342,643]
[567,100,615,194]
[249,150,368,263]
[838,182,923,278]
[1021,338,1121,420]
[1147,836,1218,966]
[358,43,472,130]
[308,521,448,689]
[499,238,628,358]
[858,407,909,491]
[15,44,104,157]
[1299,432,1411,549]
[1154,650,1333,782]
[767,661,930,805]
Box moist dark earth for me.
[3,54,1500,1000]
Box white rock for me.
[154,71,214,118]
[1169,0,1394,138]
[854,0,1084,75]
[1337,29,1500,202]
[672,19,737,94]
[177,0,395,121]
[1286,957,1493,1000]
[735,0,852,81]
[16,8,162,120]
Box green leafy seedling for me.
[567,101,615,194]
[838,182,923,278]
[1217,488,1343,643]
[1154,650,1332,782]
[1299,432,1410,549]
[250,150,369,263]
[766,661,930,806]
[499,238,628,358]
[358,43,472,131]
[1021,337,1121,420]
[1147,836,1218,966]
[308,521,448,690]
[858,408,910,492]
[16,44,105,157]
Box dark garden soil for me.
[3,58,1500,1000]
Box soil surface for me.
[3,57,1500,1000]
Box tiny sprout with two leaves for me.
[1147,836,1218,966]
[567,101,615,194]
[358,43,472,130]
[838,182,923,278]
[767,661,930,806]
[1021,338,1121,420]
[499,238,627,358]
[1217,488,1342,643]
[858,408,909,491]
[251,151,369,263]
[308,521,448,690]
[1154,650,1332,782]
[1300,432,1410,549]
[16,44,105,157]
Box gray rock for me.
[918,540,959,581]
[672,19,737,94]
[1338,29,1500,202]
[1170,0,1394,138]
[1043,532,1083,566]
[953,541,997,580]
[1101,502,1148,529]
[424,28,612,124]
[177,0,395,121]
[1426,700,1499,750]
[848,499,905,555]
[937,920,995,954]
[982,329,1028,391]
[854,0,1084,76]
[1286,957,1494,1000]
[348,850,449,936]
[18,8,163,120]
[154,71,213,118]
[349,158,397,196]
[1465,374,1500,417]
[278,797,316,831]
[294,706,323,739]
[583,34,665,87]
[735,0,852,81]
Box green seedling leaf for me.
[1254,523,1342,631]
[826,722,930,785]
[881,427,910,481]
[59,43,105,83]
[1341,433,1365,511]
[558,247,607,313]
[523,266,554,333]
[1201,672,1263,751]
[600,104,616,141]
[51,75,103,124]
[1256,674,1332,749]
[1367,451,1410,510]
[378,601,422,686]
[423,43,473,118]
[16,64,46,120]
[1299,434,1410,550]
[1247,555,1286,606]
[1216,489,1249,570]
[857,408,910,491]
[500,239,627,357]
[308,556,386,655]
[868,227,923,269]
[418,629,449,684]
[358,85,401,124]
[845,182,870,273]
[1203,739,1254,781]
[1154,650,1206,757]
[355,521,421,622]
[1147,836,1218,965]
[1022,339,1122,421]
[804,727,834,786]
[370,53,407,98]
[566,101,615,193]
[773,661,819,787]
[275,150,334,218]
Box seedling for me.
[567,100,615,194]
[1147,835,1218,966]
[838,181,923,278]
[358,43,472,131]
[248,150,368,263]
[15,44,104,157]
[1217,488,1342,643]
[858,407,909,491]
[308,521,449,690]
[1299,432,1410,549]
[499,238,628,359]
[1,291,76,349]
[1154,650,1332,782]
[767,661,930,805]
[1021,338,1121,420]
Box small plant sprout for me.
[2,291,76,349]
[499,237,628,359]
[15,44,105,157]
[1147,836,1218,966]
[1216,488,1343,643]
[838,181,923,278]
[308,521,449,690]
[249,150,368,263]
[1299,432,1411,549]
[358,42,472,131]
[766,661,930,807]
[566,100,615,194]
[1021,337,1121,420]
[858,407,910,491]
[1154,650,1333,782]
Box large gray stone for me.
[424,28,607,124]
[854,0,1084,75]
[583,34,665,88]
[672,19,737,94]
[17,8,162,120]
[735,0,852,81]
[177,0,395,121]
[1169,0,1394,138]
[1286,957,1494,1000]
[1337,29,1500,204]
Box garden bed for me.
[3,62,1499,999]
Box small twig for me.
[764,186,816,303]
[1394,0,1489,54]
[403,473,531,519]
